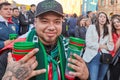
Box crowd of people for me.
[0,0,120,80]
[0,2,36,49]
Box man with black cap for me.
[0,0,89,80]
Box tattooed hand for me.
[2,48,46,80]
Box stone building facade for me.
[98,0,120,16]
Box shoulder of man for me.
[27,10,32,15]
[0,49,11,80]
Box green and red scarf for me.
[27,30,67,80]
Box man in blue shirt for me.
[12,7,20,35]
[0,2,16,49]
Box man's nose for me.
[48,22,55,30]
[8,9,12,12]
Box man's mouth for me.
[46,32,56,37]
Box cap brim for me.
[35,10,64,17]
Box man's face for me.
[21,5,26,13]
[12,9,20,17]
[31,6,36,12]
[35,12,63,45]
[0,5,12,19]
[89,12,93,18]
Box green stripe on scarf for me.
[27,29,66,80]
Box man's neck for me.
[3,17,9,21]
[31,9,35,13]
[12,16,18,18]
[0,16,9,22]
[44,43,57,54]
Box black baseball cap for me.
[35,0,63,17]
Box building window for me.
[111,0,114,5]
[101,0,104,6]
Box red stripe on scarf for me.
[49,62,53,80]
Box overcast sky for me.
[13,0,62,5]
[13,0,43,5]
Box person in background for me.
[83,12,114,80]
[19,5,29,35]
[27,4,36,31]
[86,11,93,19]
[27,4,36,25]
[108,14,120,80]
[75,15,87,40]
[67,13,77,37]
[0,2,16,49]
[86,11,93,22]
[85,18,91,28]
[62,13,69,37]
[86,11,96,24]
[91,13,97,24]
[0,0,89,80]
[12,7,20,35]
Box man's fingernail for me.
[43,69,46,72]
[35,48,39,51]
[8,52,11,55]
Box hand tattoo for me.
[2,61,32,80]
[14,67,31,80]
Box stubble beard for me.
[39,35,57,45]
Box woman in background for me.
[108,14,120,80]
[75,15,87,40]
[83,12,114,80]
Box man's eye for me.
[41,20,48,23]
[4,8,8,10]
[55,21,61,24]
